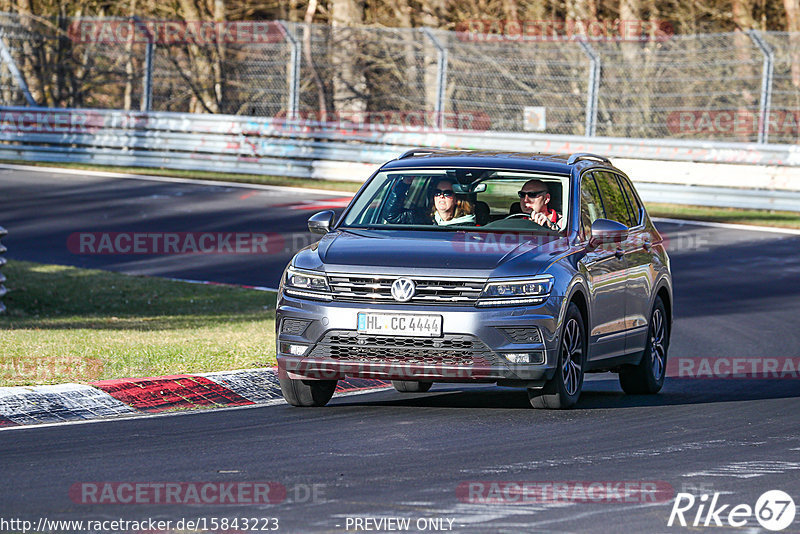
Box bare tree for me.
[302,0,329,116]
[123,0,137,110]
[330,0,366,112]
[173,0,224,112]
[565,0,597,23]
[420,0,446,115]
[732,0,759,141]
[785,0,800,88]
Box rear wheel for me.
[279,378,337,407]
[392,380,433,393]
[529,303,586,409]
[619,297,668,394]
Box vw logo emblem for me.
[391,278,416,302]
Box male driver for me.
[518,179,564,231]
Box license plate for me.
[357,312,442,337]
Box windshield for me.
[341,168,570,234]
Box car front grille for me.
[327,274,485,305]
[307,330,498,367]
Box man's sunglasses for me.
[433,189,455,198]
[518,190,547,199]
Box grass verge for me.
[3,158,798,229]
[0,261,277,387]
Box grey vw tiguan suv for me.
[277,150,672,409]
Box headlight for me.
[476,276,553,307]
[284,267,332,300]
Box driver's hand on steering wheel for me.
[530,211,550,227]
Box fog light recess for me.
[503,351,544,364]
[280,343,309,356]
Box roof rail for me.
[397,148,454,159]
[567,152,611,165]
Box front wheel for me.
[529,302,586,409]
[279,377,337,407]
[619,297,669,394]
[392,380,433,393]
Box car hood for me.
[294,229,571,277]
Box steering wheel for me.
[503,213,533,220]
[502,212,557,230]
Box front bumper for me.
[276,294,564,385]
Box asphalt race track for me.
[1,167,800,533]
[0,166,352,288]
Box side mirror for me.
[308,210,336,234]
[588,218,628,249]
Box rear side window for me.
[616,175,643,227]
[593,171,635,226]
[579,173,604,238]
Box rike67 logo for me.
[668,490,796,531]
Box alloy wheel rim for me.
[650,309,666,379]
[561,318,582,396]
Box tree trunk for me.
[566,0,597,24]
[784,0,800,88]
[420,0,446,117]
[303,0,329,117]
[620,0,641,61]
[733,0,758,141]
[331,0,367,113]
[212,0,225,110]
[176,0,219,112]
[14,0,46,105]
[123,0,138,111]
[392,0,419,114]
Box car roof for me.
[380,149,617,175]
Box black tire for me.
[391,380,433,393]
[619,297,669,394]
[279,377,337,407]
[529,302,586,409]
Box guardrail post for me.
[277,21,300,120]
[0,226,7,314]
[747,30,774,144]
[0,29,37,106]
[578,40,600,137]
[421,27,447,130]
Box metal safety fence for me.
[0,13,799,145]
[1,105,800,212]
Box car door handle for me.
[615,248,624,259]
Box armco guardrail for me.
[1,106,800,211]
[0,225,7,314]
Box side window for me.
[616,175,643,227]
[351,175,394,225]
[579,173,604,238]
[593,171,634,226]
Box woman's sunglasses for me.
[433,189,455,198]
